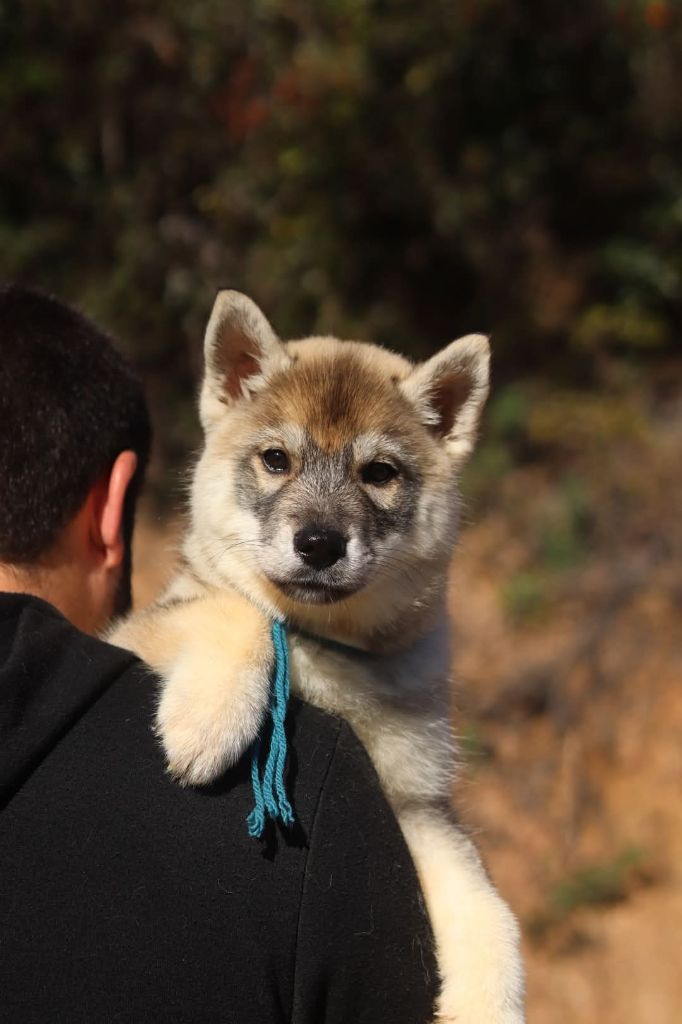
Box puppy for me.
[112,291,525,1023]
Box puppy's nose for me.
[294,526,347,570]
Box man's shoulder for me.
[0,592,143,808]
[0,592,363,822]
[0,595,438,1024]
[0,590,140,686]
[1,594,390,893]
[0,599,367,1024]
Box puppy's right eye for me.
[261,448,290,473]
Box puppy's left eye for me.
[361,461,398,486]
[262,448,290,473]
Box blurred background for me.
[2,2,681,1019]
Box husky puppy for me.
[112,291,525,1023]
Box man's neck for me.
[0,562,41,595]
[0,560,95,633]
[0,562,60,612]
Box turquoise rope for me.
[246,620,295,838]
[246,738,265,838]
[271,623,294,824]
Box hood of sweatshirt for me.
[0,592,138,810]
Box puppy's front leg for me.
[111,591,273,786]
[399,807,525,1024]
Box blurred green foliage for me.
[549,846,647,913]
[1,0,680,465]
[539,476,591,571]
[501,570,549,624]
[528,846,650,938]
[459,722,493,766]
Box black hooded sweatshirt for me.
[0,593,437,1023]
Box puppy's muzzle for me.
[294,525,347,570]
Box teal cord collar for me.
[287,624,377,660]
[246,620,295,838]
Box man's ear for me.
[98,450,138,568]
[400,334,490,466]
[199,290,290,430]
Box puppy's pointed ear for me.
[401,334,490,465]
[199,290,290,429]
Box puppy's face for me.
[189,292,489,622]
[225,345,443,606]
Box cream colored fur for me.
[110,291,525,1023]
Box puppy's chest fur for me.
[286,624,456,808]
[152,568,456,810]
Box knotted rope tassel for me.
[246,620,295,838]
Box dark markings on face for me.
[235,452,282,526]
[235,434,421,552]
[357,474,420,542]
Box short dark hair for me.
[0,285,151,568]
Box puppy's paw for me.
[155,651,271,786]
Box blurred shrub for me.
[528,846,651,939]
[0,0,680,467]
[487,385,532,446]
[527,390,648,450]
[572,302,670,352]
[550,847,647,913]
[539,476,591,571]
[502,570,549,624]
[459,723,494,766]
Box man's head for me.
[0,284,151,633]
